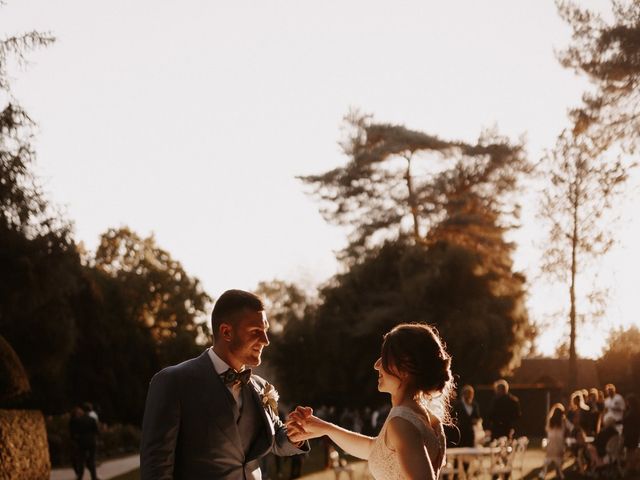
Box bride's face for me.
[374,357,402,394]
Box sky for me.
[1,0,638,358]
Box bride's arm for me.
[386,417,436,480]
[287,407,375,460]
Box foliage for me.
[65,267,158,424]
[0,4,82,414]
[93,227,212,367]
[299,111,529,262]
[269,238,532,407]
[46,413,141,467]
[539,132,628,280]
[538,129,631,389]
[0,103,210,423]
[255,279,311,334]
[597,326,640,394]
[0,334,30,405]
[0,30,54,92]
[285,113,532,406]
[0,105,80,412]
[0,9,209,425]
[558,0,640,149]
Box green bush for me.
[99,423,142,457]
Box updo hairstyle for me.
[380,323,454,420]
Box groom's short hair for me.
[211,289,265,335]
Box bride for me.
[287,323,453,479]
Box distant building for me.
[508,357,600,390]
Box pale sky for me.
[2,0,638,358]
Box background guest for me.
[623,393,640,476]
[486,379,521,440]
[453,385,482,447]
[69,403,99,480]
[538,403,567,480]
[603,383,625,425]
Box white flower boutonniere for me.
[261,383,279,417]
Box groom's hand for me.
[286,423,309,444]
[286,406,313,446]
[286,406,324,443]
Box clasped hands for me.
[286,406,326,444]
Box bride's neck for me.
[391,385,419,407]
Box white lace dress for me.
[368,406,446,480]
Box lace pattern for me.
[368,406,445,480]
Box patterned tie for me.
[220,368,252,387]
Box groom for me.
[140,289,309,479]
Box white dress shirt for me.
[208,347,245,409]
[604,393,625,423]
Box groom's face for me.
[228,309,270,368]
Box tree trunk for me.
[568,191,579,392]
[404,155,421,242]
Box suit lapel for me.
[245,377,275,460]
[197,352,244,457]
[248,377,275,437]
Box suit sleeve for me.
[271,410,310,457]
[474,402,482,422]
[140,369,181,480]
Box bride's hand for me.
[286,406,328,442]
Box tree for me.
[0,24,81,408]
[66,267,158,423]
[0,30,54,93]
[255,279,311,334]
[0,334,30,406]
[538,129,629,390]
[558,0,640,149]
[254,280,315,401]
[93,227,212,366]
[597,326,640,394]
[299,111,529,262]
[289,113,533,402]
[268,238,531,407]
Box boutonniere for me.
[260,383,279,417]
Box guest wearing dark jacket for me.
[487,379,521,440]
[623,394,640,476]
[454,385,482,447]
[69,403,99,480]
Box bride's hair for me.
[380,323,454,422]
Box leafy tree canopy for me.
[558,0,640,149]
[538,128,631,389]
[283,113,533,406]
[597,326,640,394]
[255,279,311,335]
[299,111,529,263]
[93,227,212,365]
[270,238,532,407]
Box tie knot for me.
[220,368,251,386]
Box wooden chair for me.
[329,447,355,480]
[487,437,517,480]
[510,436,529,479]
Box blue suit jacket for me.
[140,350,308,479]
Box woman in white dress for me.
[287,323,453,479]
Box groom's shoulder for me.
[152,350,208,382]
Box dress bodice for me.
[368,406,445,480]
